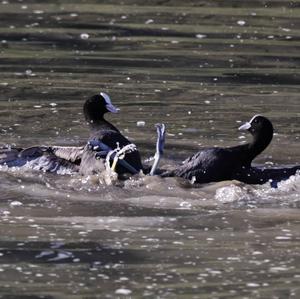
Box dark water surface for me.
[0,0,300,298]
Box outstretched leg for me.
[150,123,166,176]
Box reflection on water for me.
[0,0,299,298]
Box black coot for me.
[0,93,154,177]
[234,115,300,185]
[79,92,144,176]
[162,115,299,185]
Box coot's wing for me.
[176,150,224,182]
[163,148,237,183]
[49,146,84,163]
[0,146,54,168]
[19,146,49,158]
[0,146,79,173]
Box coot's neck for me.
[247,131,273,163]
[86,115,119,133]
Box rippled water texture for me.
[0,0,299,298]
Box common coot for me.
[79,92,144,176]
[0,92,165,177]
[161,115,299,185]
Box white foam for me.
[215,184,251,203]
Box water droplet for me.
[115,288,132,295]
[145,19,154,24]
[80,33,89,40]
[196,34,207,39]
[237,20,246,26]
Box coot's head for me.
[239,115,274,138]
[84,92,119,122]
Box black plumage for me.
[0,93,143,176]
[79,93,143,176]
[162,115,299,185]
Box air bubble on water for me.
[237,20,246,26]
[78,231,88,235]
[275,236,291,240]
[179,201,192,209]
[80,33,89,40]
[196,34,206,39]
[10,201,23,207]
[173,241,184,245]
[247,283,260,287]
[33,10,44,14]
[145,19,154,24]
[269,266,288,273]
[115,288,132,295]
